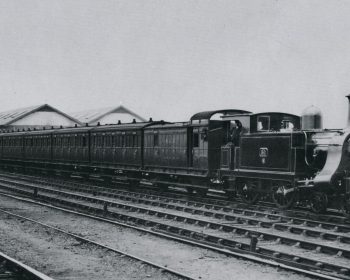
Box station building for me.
[70,105,146,126]
[0,104,82,132]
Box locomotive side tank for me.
[231,113,305,207]
[229,96,350,215]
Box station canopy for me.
[70,105,146,125]
[0,104,81,131]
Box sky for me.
[0,0,350,128]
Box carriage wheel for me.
[240,181,260,204]
[272,182,296,209]
[310,192,328,214]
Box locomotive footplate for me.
[233,169,299,181]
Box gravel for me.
[0,194,316,280]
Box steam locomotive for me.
[0,97,349,216]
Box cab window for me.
[257,116,270,131]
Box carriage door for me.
[190,127,208,169]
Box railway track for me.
[0,250,53,280]
[0,205,195,280]
[2,172,350,235]
[0,173,348,279]
[3,171,349,226]
[24,172,350,224]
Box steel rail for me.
[1,178,350,261]
[3,175,349,246]
[2,173,349,234]
[0,191,346,280]
[0,207,195,280]
[0,185,349,280]
[0,251,54,280]
[36,179,350,241]
[4,171,349,225]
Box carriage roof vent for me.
[132,118,136,123]
[118,120,121,124]
[97,122,100,126]
[74,124,78,128]
[149,117,153,122]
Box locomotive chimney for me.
[346,95,350,127]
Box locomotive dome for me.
[301,105,323,130]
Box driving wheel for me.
[310,192,328,213]
[272,182,296,209]
[240,181,260,204]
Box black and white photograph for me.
[0,1,349,279]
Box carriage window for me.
[257,116,270,131]
[132,135,136,147]
[121,135,125,147]
[193,132,199,148]
[82,136,87,147]
[125,135,130,147]
[153,133,159,147]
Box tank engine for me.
[225,96,350,215]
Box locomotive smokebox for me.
[301,105,323,130]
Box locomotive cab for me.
[219,111,303,201]
[219,112,301,170]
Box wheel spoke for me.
[272,182,295,209]
[310,192,328,213]
[240,181,260,204]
